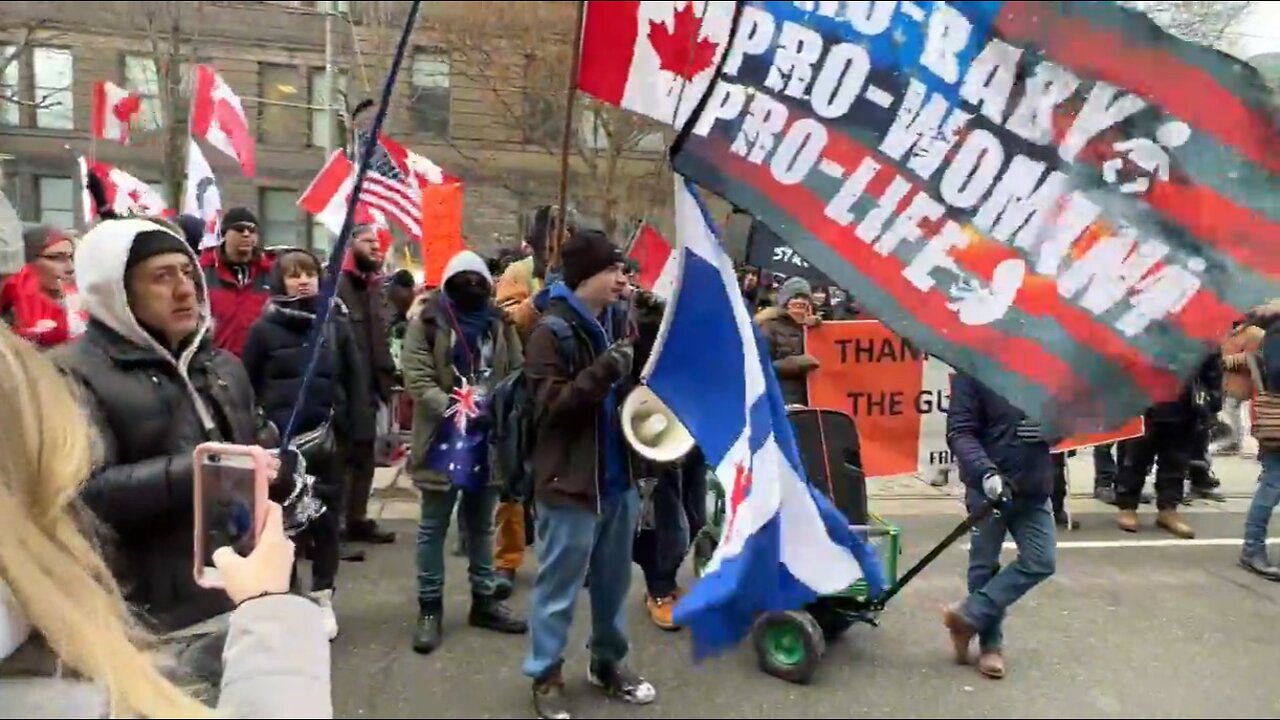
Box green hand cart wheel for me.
[751,610,826,684]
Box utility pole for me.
[313,0,336,253]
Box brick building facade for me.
[0,0,676,259]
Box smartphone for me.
[193,443,272,589]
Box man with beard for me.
[337,223,399,545]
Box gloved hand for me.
[601,340,635,378]
[982,472,1005,502]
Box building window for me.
[33,47,74,130]
[260,188,302,246]
[259,64,306,146]
[37,177,76,228]
[124,55,164,130]
[0,46,18,126]
[309,68,346,149]
[409,51,450,139]
[310,218,333,255]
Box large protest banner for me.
[671,1,1280,437]
[806,320,1145,477]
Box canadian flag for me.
[91,81,143,144]
[78,156,170,223]
[627,223,678,300]
[577,0,735,128]
[191,65,256,177]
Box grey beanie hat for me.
[777,276,813,307]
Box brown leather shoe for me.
[1117,510,1139,533]
[977,651,1005,679]
[942,605,976,664]
[1156,509,1195,539]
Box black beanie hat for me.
[220,207,258,235]
[561,228,624,290]
[126,229,191,273]
[176,214,205,252]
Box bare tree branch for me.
[0,19,72,113]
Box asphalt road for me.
[327,511,1280,719]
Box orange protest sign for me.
[805,320,946,477]
[419,181,464,287]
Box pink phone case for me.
[192,442,272,589]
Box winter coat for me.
[0,594,333,718]
[524,286,644,514]
[337,270,398,439]
[240,296,368,482]
[755,305,817,407]
[52,218,261,634]
[1146,355,1224,426]
[946,372,1054,502]
[199,246,274,358]
[401,291,522,492]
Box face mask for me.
[452,281,490,312]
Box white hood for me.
[441,250,493,287]
[73,217,217,432]
[74,217,210,363]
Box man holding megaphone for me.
[519,228,664,720]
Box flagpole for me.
[550,0,587,270]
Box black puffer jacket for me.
[57,324,258,633]
[53,217,264,634]
[240,294,367,474]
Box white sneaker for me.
[310,589,339,641]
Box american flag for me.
[300,130,458,242]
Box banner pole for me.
[550,0,587,270]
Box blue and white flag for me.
[643,176,888,658]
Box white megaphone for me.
[621,385,695,464]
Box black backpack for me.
[490,315,575,503]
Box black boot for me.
[347,519,396,544]
[469,594,527,634]
[493,568,515,601]
[412,606,443,654]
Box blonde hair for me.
[0,326,210,718]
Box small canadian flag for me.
[628,223,679,301]
[191,65,256,177]
[90,81,143,145]
[577,1,735,128]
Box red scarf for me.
[0,265,87,348]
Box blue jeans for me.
[1243,453,1280,556]
[416,486,499,609]
[522,489,640,680]
[959,489,1057,653]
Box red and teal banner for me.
[672,0,1280,436]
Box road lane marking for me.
[966,538,1280,550]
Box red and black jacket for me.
[199,246,275,357]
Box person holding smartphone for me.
[0,324,332,717]
[52,217,270,682]
[241,248,368,640]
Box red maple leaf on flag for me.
[647,3,720,80]
[723,462,754,541]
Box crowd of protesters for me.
[1,176,1277,719]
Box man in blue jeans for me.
[943,372,1057,680]
[1239,300,1280,580]
[521,229,656,720]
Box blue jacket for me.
[946,373,1054,501]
